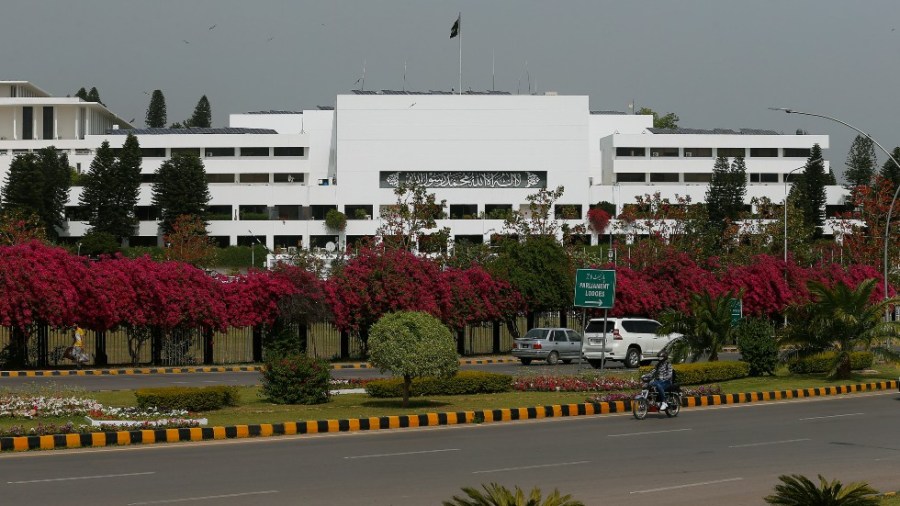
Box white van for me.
[582,317,680,368]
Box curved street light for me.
[770,107,900,317]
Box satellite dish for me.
[325,241,336,252]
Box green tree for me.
[797,144,828,237]
[151,153,211,234]
[0,147,71,240]
[705,155,747,233]
[86,87,102,105]
[74,87,88,101]
[443,483,584,506]
[503,185,565,238]
[878,146,900,190]
[186,95,212,128]
[636,106,679,129]
[145,89,167,128]
[781,278,900,379]
[764,474,879,506]
[79,134,142,244]
[377,182,448,251]
[367,311,459,407]
[657,290,740,362]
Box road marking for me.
[631,477,743,494]
[608,428,692,437]
[127,490,278,504]
[473,461,590,474]
[729,438,810,448]
[8,471,155,484]
[799,412,864,421]
[344,448,460,459]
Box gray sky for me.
[5,0,900,181]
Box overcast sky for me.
[5,1,900,181]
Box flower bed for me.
[0,395,100,419]
[512,374,641,392]
[586,384,724,403]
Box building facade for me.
[0,81,844,252]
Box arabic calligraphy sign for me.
[380,171,547,189]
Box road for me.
[1,391,897,505]
[0,354,742,391]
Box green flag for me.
[450,14,460,39]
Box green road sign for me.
[730,298,743,326]
[574,269,616,308]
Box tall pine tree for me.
[844,134,876,189]
[705,155,747,231]
[879,147,900,191]
[74,87,88,101]
[145,90,167,128]
[186,95,212,128]
[151,153,211,234]
[798,144,827,238]
[0,147,72,240]
[79,134,143,244]
[86,87,102,105]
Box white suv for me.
[582,317,680,369]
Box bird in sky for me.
[143,91,150,95]
[182,39,190,44]
[267,35,275,42]
[209,24,217,30]
[409,102,416,108]
[129,118,136,123]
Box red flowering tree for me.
[325,246,446,350]
[221,270,298,328]
[587,208,611,235]
[588,263,663,318]
[439,265,525,330]
[638,252,723,313]
[720,254,808,319]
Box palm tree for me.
[657,290,738,362]
[764,474,880,505]
[781,279,900,379]
[443,483,584,506]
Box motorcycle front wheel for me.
[633,397,648,420]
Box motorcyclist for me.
[650,350,673,411]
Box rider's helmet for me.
[658,350,669,361]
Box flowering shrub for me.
[0,395,100,419]
[511,374,640,392]
[587,384,723,403]
[0,419,201,437]
[87,405,190,421]
[260,353,331,404]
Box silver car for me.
[511,327,584,365]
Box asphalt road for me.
[0,354,742,391]
[0,391,897,505]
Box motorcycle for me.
[632,372,682,420]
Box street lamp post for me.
[770,108,900,318]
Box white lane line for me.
[344,448,460,459]
[608,428,693,438]
[127,490,278,505]
[729,438,810,448]
[473,461,590,474]
[8,471,155,484]
[631,477,743,494]
[799,412,864,421]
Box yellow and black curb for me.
[0,357,519,376]
[1,380,896,453]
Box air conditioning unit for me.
[685,152,692,157]
[318,178,329,186]
[651,152,660,157]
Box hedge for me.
[135,385,240,411]
[787,351,874,374]
[639,361,750,385]
[365,371,512,398]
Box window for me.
[311,205,337,220]
[749,173,778,183]
[784,148,811,158]
[484,204,513,220]
[565,330,582,342]
[205,147,235,157]
[650,173,679,183]
[207,174,235,183]
[273,205,301,220]
[239,205,269,220]
[170,148,201,157]
[750,148,778,157]
[140,174,158,184]
[207,205,233,220]
[141,148,166,158]
[717,148,745,157]
[239,173,269,183]
[683,147,712,158]
[454,234,483,245]
[273,173,304,183]
[22,107,33,140]
[449,204,478,219]
[240,147,269,157]
[616,147,646,157]
[650,147,679,157]
[554,204,582,219]
[616,173,646,183]
[684,173,712,183]
[274,147,305,156]
[43,107,53,139]
[345,205,374,220]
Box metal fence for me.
[0,311,579,367]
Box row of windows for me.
[112,147,306,158]
[136,173,305,184]
[615,147,811,158]
[617,172,788,183]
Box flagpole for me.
[458,12,462,95]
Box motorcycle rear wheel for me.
[665,395,681,417]
[633,397,648,420]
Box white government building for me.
[0,80,847,254]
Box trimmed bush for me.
[365,371,512,398]
[787,352,874,374]
[640,361,750,385]
[736,317,778,376]
[260,353,331,404]
[135,386,239,411]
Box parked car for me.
[511,327,584,365]
[582,317,681,368]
